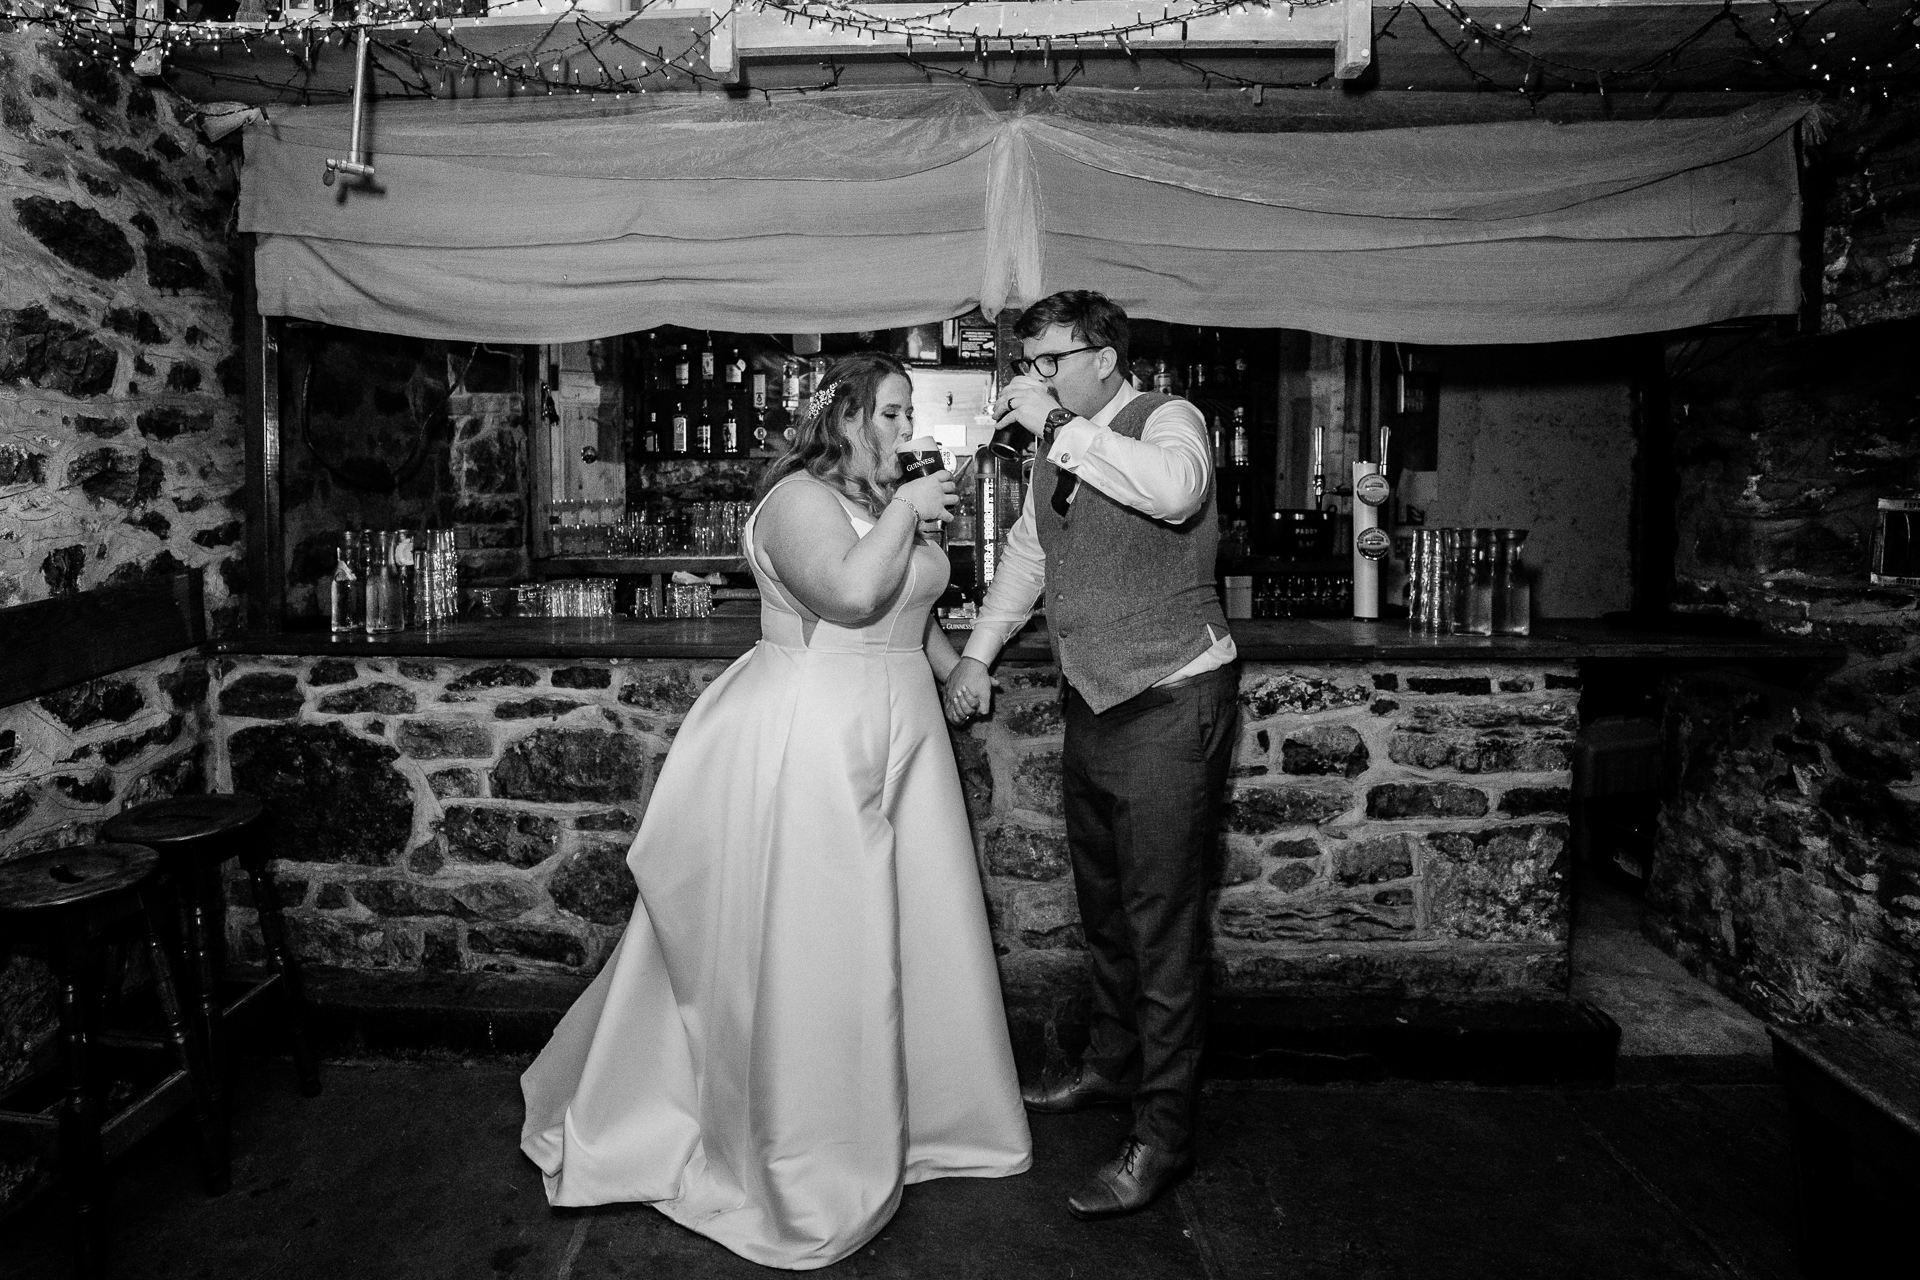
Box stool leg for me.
[183,862,227,1094]
[53,934,107,1280]
[139,890,230,1197]
[241,853,321,1097]
[1787,1093,1855,1279]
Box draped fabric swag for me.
[240,86,1810,344]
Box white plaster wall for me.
[1416,346,1636,620]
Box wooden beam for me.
[241,236,283,636]
[155,0,1901,101]
[0,571,206,711]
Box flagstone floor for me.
[0,874,1803,1280]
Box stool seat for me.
[102,794,265,849]
[0,844,159,917]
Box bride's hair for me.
[758,352,909,518]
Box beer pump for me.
[1352,423,1392,619]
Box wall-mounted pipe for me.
[323,6,375,186]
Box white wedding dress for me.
[520,476,1031,1269]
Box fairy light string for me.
[0,0,1912,102]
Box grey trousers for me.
[1062,664,1239,1153]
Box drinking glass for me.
[1464,528,1495,636]
[1440,528,1464,634]
[1409,529,1442,634]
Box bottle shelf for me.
[536,556,750,576]
[1222,557,1352,576]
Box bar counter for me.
[194,613,1837,1003]
[208,615,1844,666]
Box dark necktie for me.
[1046,427,1077,516]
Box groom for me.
[944,290,1239,1219]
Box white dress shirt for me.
[961,381,1239,682]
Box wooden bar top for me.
[206,616,1845,666]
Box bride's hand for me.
[896,471,957,528]
[942,657,998,724]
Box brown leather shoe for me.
[1020,1064,1135,1114]
[1067,1138,1194,1220]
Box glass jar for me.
[329,530,365,634]
[364,530,407,634]
[1493,528,1531,636]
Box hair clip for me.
[807,385,837,419]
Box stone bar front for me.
[198,623,1636,1007]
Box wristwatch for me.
[1042,406,1076,438]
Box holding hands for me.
[942,657,999,725]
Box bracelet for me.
[892,495,923,522]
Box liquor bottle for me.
[1229,407,1251,467]
[1233,346,1249,390]
[640,408,663,457]
[1209,415,1226,468]
[1153,358,1174,394]
[724,346,745,389]
[721,404,741,457]
[699,332,716,385]
[640,331,662,397]
[693,400,714,456]
[781,358,803,413]
[750,370,771,451]
[673,342,692,390]
[1212,330,1230,389]
[670,399,691,456]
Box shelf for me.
[213,617,1846,667]
[1222,557,1351,575]
[537,556,749,576]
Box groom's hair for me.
[1013,290,1129,375]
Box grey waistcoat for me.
[1033,390,1230,714]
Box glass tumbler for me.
[1440,528,1464,634]
[1463,528,1496,636]
[1408,528,1442,634]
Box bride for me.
[520,351,1032,1269]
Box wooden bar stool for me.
[101,795,321,1099]
[0,843,229,1277]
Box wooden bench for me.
[1768,1024,1920,1278]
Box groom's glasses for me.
[1010,346,1103,379]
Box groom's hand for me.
[994,376,1062,436]
[943,657,998,724]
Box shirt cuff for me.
[1044,418,1099,473]
[960,629,1006,667]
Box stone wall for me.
[0,29,245,621]
[204,652,1576,999]
[1643,97,1920,1032]
[0,27,246,1210]
[1649,314,1920,1030]
[280,329,527,620]
[1818,98,1920,334]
